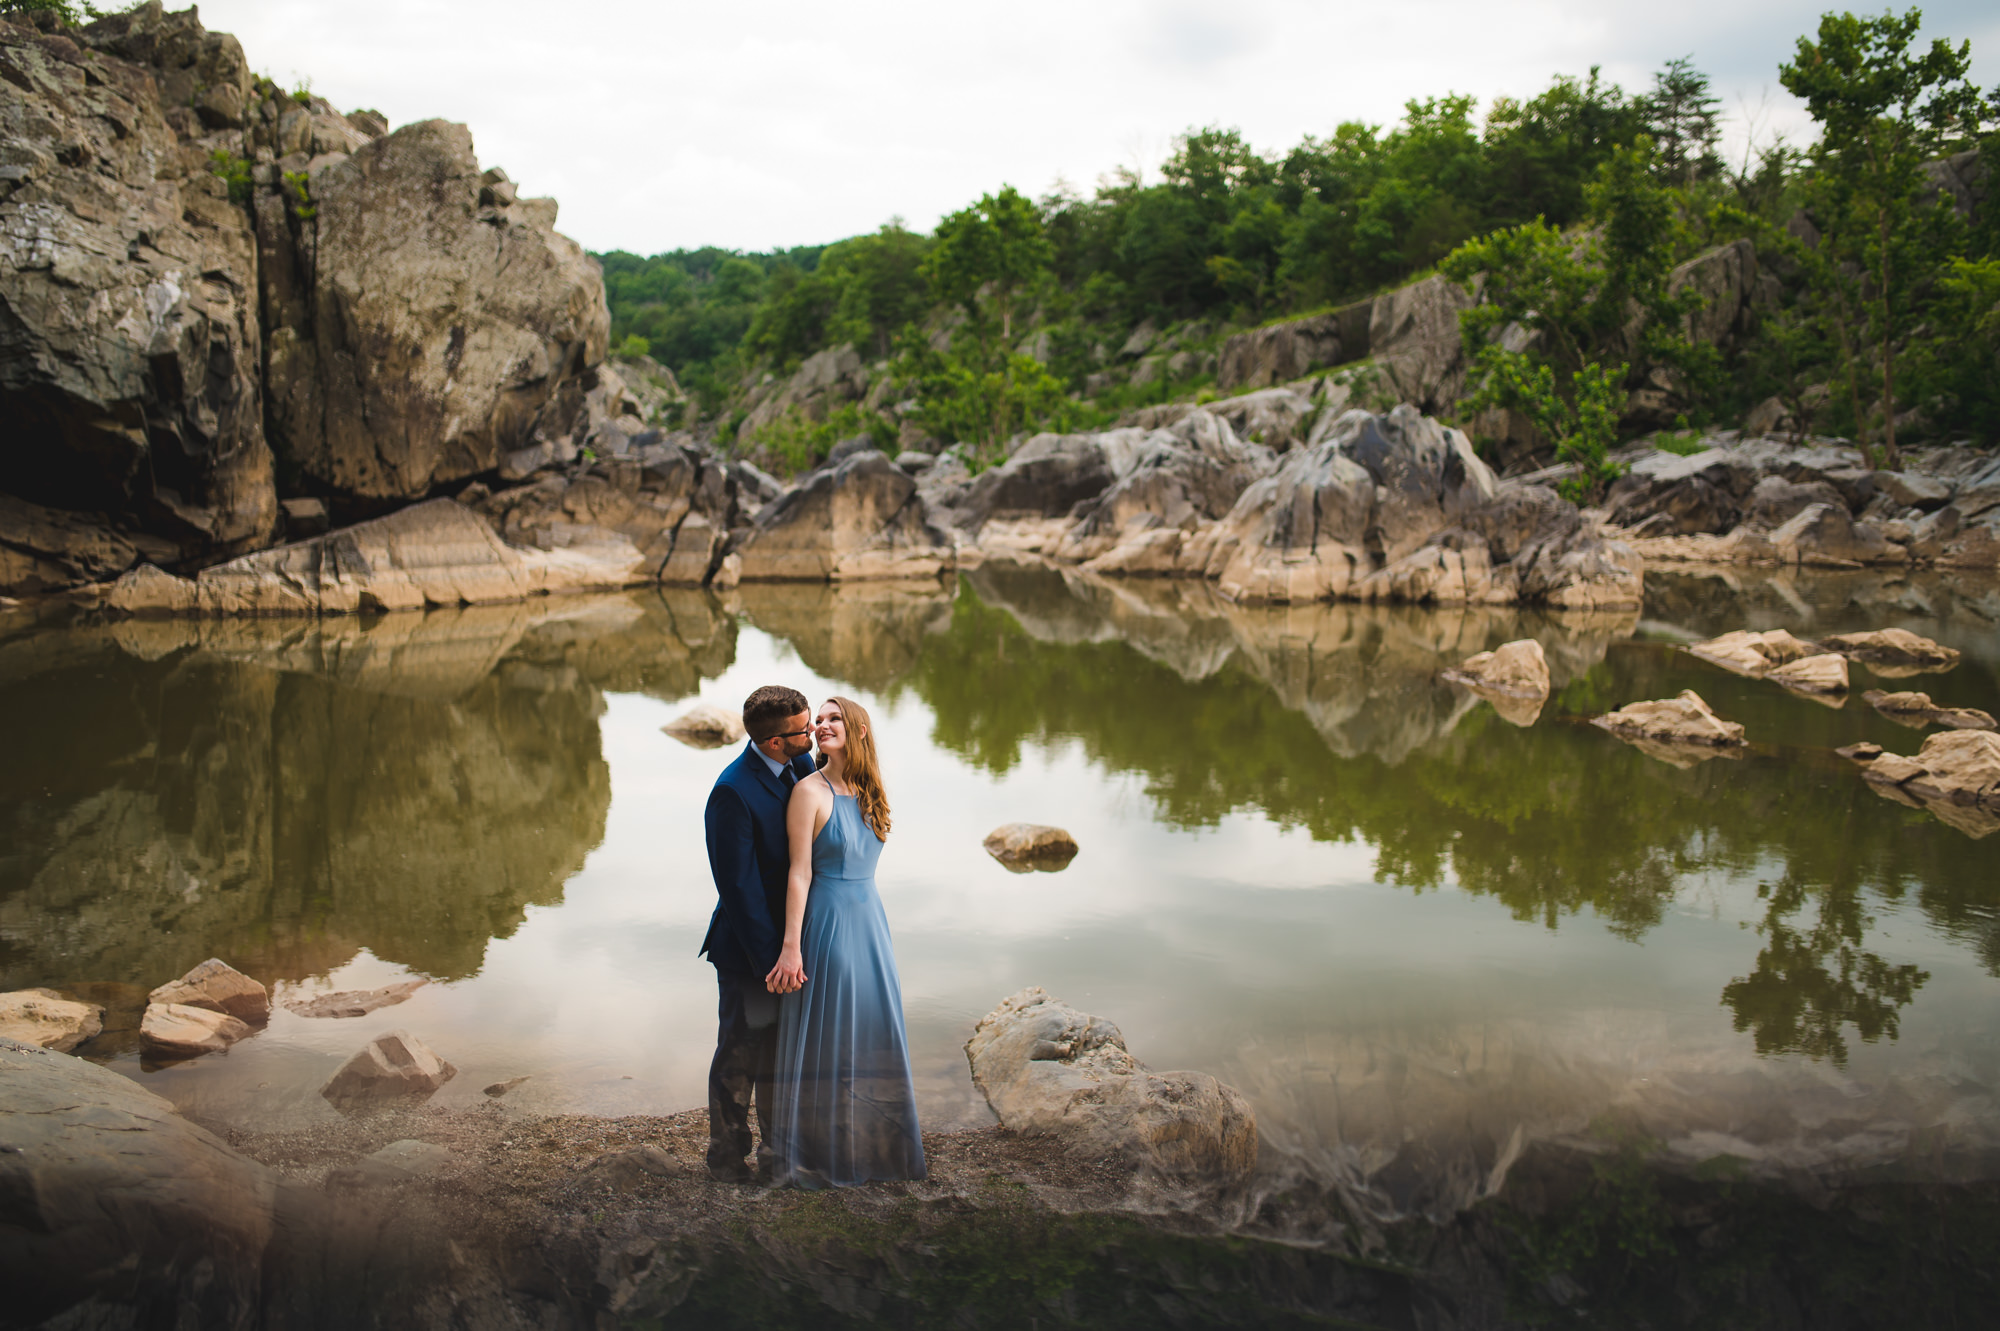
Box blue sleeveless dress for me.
[770,785,926,1187]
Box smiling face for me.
[813,701,857,756]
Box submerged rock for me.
[0,989,105,1053]
[1591,690,1747,754]
[1841,731,2000,838]
[1819,628,1962,674]
[1687,628,1817,677]
[1862,690,1996,731]
[982,824,1080,872]
[284,979,429,1019]
[660,701,746,748]
[150,957,269,1023]
[1766,652,1850,697]
[965,988,1256,1189]
[322,1030,458,1105]
[140,1002,253,1058]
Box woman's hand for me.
[766,944,807,994]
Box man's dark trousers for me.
[700,741,815,1177]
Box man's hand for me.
[765,945,807,994]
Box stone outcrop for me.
[732,450,954,582]
[982,824,1079,872]
[322,1029,458,1105]
[140,1001,252,1057]
[1367,275,1476,413]
[737,343,871,444]
[965,988,1257,1189]
[1766,651,1849,696]
[0,989,104,1053]
[284,978,428,1019]
[1592,690,1747,750]
[1843,730,2000,838]
[660,701,745,748]
[1688,628,1817,677]
[1862,690,1995,731]
[1441,639,1550,725]
[1819,628,1961,673]
[0,1037,277,1327]
[149,956,269,1022]
[1214,300,1372,391]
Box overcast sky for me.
[195,0,1997,256]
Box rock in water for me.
[0,1038,276,1326]
[140,1002,253,1058]
[965,988,1256,1189]
[0,990,105,1054]
[1766,652,1849,697]
[982,824,1080,872]
[283,979,429,1019]
[1687,629,1817,678]
[1592,691,1747,752]
[1442,640,1550,697]
[733,451,955,582]
[1842,731,2000,838]
[1819,628,1962,674]
[661,702,746,749]
[149,957,270,1023]
[1863,690,1996,731]
[321,1030,457,1106]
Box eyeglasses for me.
[763,729,814,741]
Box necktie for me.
[782,766,797,789]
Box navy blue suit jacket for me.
[700,742,819,977]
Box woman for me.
[764,696,925,1187]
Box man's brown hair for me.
[742,685,810,742]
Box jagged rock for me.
[1057,412,1275,568]
[1670,238,1758,348]
[259,119,608,500]
[1744,476,1848,529]
[1863,690,1996,731]
[150,957,269,1023]
[737,344,869,444]
[1687,629,1818,677]
[732,451,953,582]
[0,1036,277,1326]
[140,1002,252,1058]
[1766,651,1849,695]
[1367,275,1474,412]
[1,11,277,589]
[1201,387,1319,450]
[107,499,649,616]
[1442,639,1550,698]
[0,990,104,1053]
[1874,471,1952,511]
[284,979,429,1019]
[1766,503,1901,566]
[956,431,1146,528]
[1214,301,1371,391]
[982,824,1079,872]
[1591,690,1746,751]
[661,701,746,749]
[1604,448,1759,536]
[965,988,1256,1188]
[321,1029,457,1105]
[1819,628,1962,673]
[1844,730,2000,837]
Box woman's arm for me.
[766,778,827,993]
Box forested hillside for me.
[598,9,1997,477]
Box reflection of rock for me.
[1767,651,1849,697]
[732,580,954,692]
[1592,691,1747,756]
[0,1039,276,1327]
[0,989,104,1053]
[1843,731,2000,838]
[322,1030,458,1106]
[1441,639,1550,726]
[982,824,1079,872]
[284,979,428,1019]
[1820,628,1961,673]
[661,702,745,749]
[966,988,1256,1188]
[1688,628,1817,677]
[140,1002,252,1058]
[1863,690,1996,731]
[150,957,269,1023]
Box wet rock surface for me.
[660,701,746,748]
[1863,689,1996,731]
[0,988,104,1052]
[284,979,429,1019]
[981,823,1080,871]
[1766,650,1850,695]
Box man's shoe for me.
[705,1158,753,1184]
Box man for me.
[700,684,818,1182]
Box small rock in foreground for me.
[584,1146,684,1191]
[983,824,1080,872]
[1766,652,1849,697]
[284,979,429,1019]
[1819,628,1961,675]
[1592,690,1747,752]
[1686,629,1816,678]
[966,987,1256,1191]
[484,1076,530,1097]
[322,1030,457,1107]
[150,958,269,1024]
[0,989,105,1054]
[1862,690,1996,731]
[660,701,747,749]
[141,1002,253,1059]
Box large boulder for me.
[1604,448,1761,535]
[1846,730,2000,819]
[139,1001,252,1058]
[1367,274,1474,412]
[737,343,870,444]
[258,118,609,501]
[965,988,1257,1189]
[954,429,1150,529]
[0,1037,277,1326]
[1765,503,1902,566]
[732,450,954,582]
[1213,300,1371,391]
[0,10,277,592]
[106,498,649,616]
[1592,690,1746,749]
[1440,639,1550,726]
[1766,651,1849,696]
[0,989,104,1053]
[149,956,269,1023]
[1055,412,1275,567]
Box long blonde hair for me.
[828,695,890,840]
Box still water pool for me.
[3,563,1997,1228]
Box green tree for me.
[923,185,1052,345]
[1641,56,1724,185]
[1779,7,1986,466]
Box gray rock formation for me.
[0,1037,277,1326]
[1214,299,1372,391]
[737,343,871,444]
[965,988,1257,1189]
[732,450,954,582]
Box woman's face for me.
[814,703,848,754]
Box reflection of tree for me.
[1722,872,1929,1065]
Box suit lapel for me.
[744,742,789,804]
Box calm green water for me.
[3,563,1998,1230]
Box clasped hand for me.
[766,945,807,994]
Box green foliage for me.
[279,169,316,220]
[2,0,79,22]
[747,403,897,476]
[612,333,652,360]
[1908,256,2000,443]
[893,336,1072,468]
[923,186,1051,344]
[206,150,253,206]
[746,223,929,364]
[1479,355,1630,501]
[600,246,823,409]
[1652,428,1709,455]
[1641,55,1724,184]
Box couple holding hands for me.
[698,685,925,1187]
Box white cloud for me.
[195,0,1998,254]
